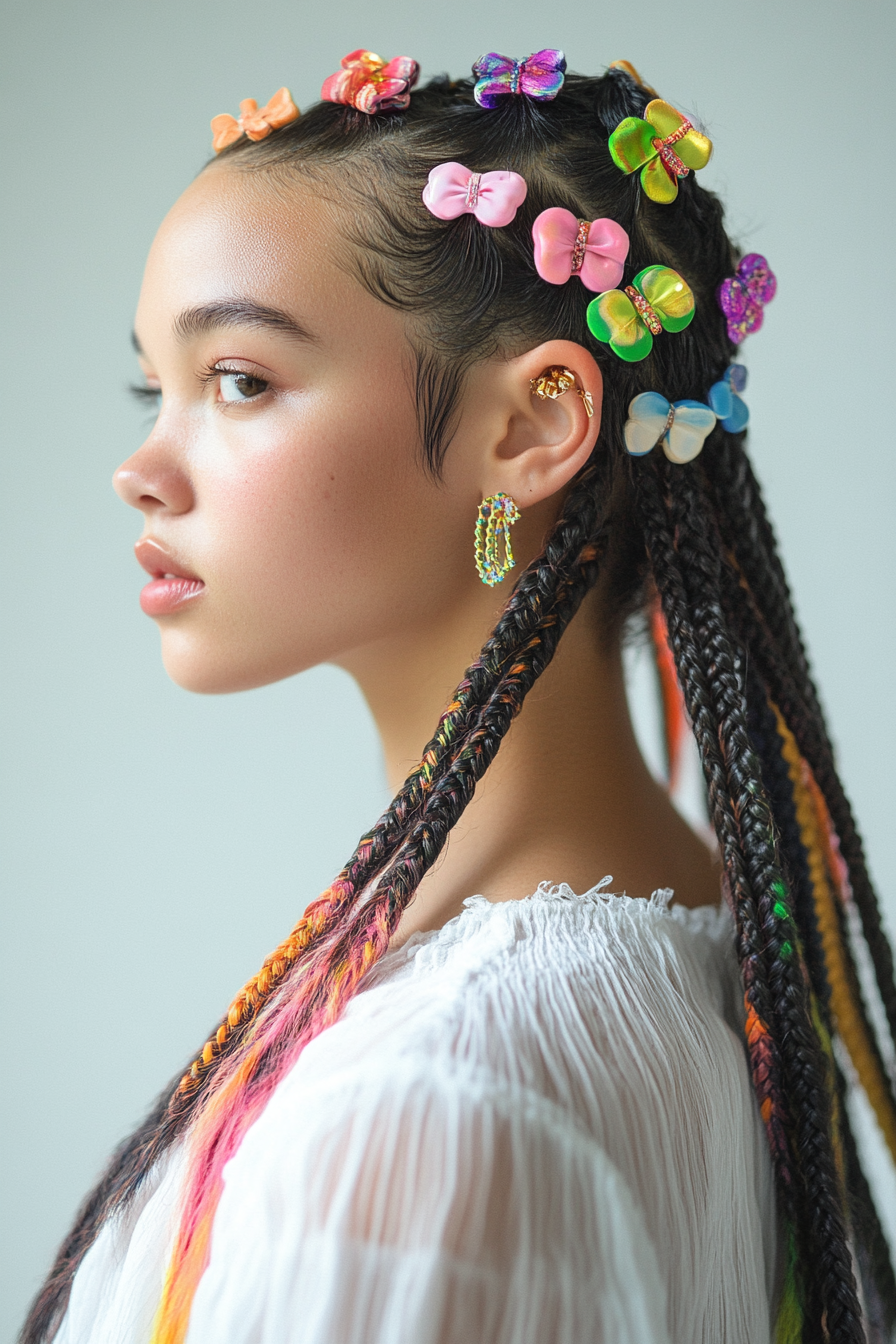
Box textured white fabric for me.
[57,882,778,1344]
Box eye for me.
[218,371,269,403]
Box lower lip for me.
[140,577,206,616]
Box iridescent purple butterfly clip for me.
[717,253,777,344]
[472,49,566,109]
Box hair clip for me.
[472,49,566,108]
[210,88,299,153]
[708,364,749,433]
[608,100,712,204]
[423,162,527,227]
[717,254,776,344]
[530,366,594,418]
[321,49,419,114]
[587,266,695,362]
[608,60,659,97]
[532,209,629,292]
[624,392,717,463]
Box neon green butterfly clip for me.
[609,99,712,204]
[586,265,695,362]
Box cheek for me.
[194,397,468,666]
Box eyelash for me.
[127,364,270,407]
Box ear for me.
[467,340,603,506]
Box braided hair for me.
[22,64,896,1344]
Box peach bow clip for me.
[532,207,630,293]
[210,87,300,153]
[321,49,420,114]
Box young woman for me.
[21,49,896,1344]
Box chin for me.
[158,632,316,695]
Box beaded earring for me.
[474,493,521,586]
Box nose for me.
[113,433,194,515]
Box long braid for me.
[709,437,896,1057]
[712,515,896,1136]
[666,460,865,1340]
[629,461,800,1218]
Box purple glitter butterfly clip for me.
[717,253,777,344]
[472,49,566,109]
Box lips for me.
[135,537,206,617]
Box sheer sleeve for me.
[185,1062,671,1344]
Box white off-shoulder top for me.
[56,882,779,1344]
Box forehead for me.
[136,162,399,347]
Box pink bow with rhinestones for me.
[422,162,528,228]
[321,49,419,114]
[532,207,630,292]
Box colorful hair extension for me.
[649,591,687,790]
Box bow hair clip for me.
[210,88,299,153]
[608,100,712,204]
[717,254,776,343]
[586,265,695,362]
[532,208,630,292]
[472,49,566,108]
[624,392,717,464]
[423,162,527,227]
[708,364,749,433]
[321,49,419,114]
[608,60,659,97]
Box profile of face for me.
[117,164,602,699]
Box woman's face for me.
[118,165,492,694]
[119,163,598,698]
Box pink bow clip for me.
[321,49,419,114]
[210,88,299,153]
[532,208,630,292]
[422,162,528,228]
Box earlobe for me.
[485,340,603,508]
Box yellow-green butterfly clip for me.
[586,265,695,362]
[609,100,712,204]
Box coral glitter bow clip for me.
[717,254,777,343]
[472,49,566,108]
[321,49,420,114]
[532,208,630,292]
[609,99,712,203]
[210,88,299,153]
[423,162,528,227]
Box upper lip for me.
[134,536,202,581]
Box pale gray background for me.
[2,0,895,1336]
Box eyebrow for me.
[130,299,318,357]
[173,299,318,345]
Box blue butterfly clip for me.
[707,363,749,433]
[624,391,717,464]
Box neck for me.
[337,588,720,947]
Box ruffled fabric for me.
[57,882,777,1344]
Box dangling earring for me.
[530,365,594,418]
[475,493,521,587]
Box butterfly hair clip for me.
[586,266,695,362]
[708,364,749,433]
[472,49,566,108]
[624,392,717,464]
[532,208,630,292]
[717,254,776,343]
[210,88,299,153]
[423,162,528,227]
[321,49,419,114]
[608,100,712,204]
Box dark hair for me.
[23,65,896,1344]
